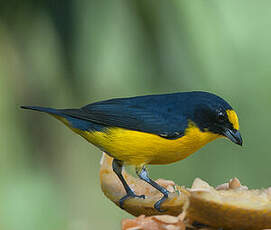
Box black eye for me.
[217,111,225,121]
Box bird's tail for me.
[21,106,94,131]
[20,106,62,115]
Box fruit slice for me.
[121,214,186,230]
[99,153,186,216]
[100,153,271,229]
[185,178,271,229]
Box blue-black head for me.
[184,91,242,146]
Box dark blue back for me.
[61,91,232,139]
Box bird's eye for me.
[217,111,225,121]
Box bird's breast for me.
[73,122,220,166]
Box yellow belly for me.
[53,115,220,166]
[67,123,220,167]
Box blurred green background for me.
[1,0,271,229]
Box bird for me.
[21,91,242,212]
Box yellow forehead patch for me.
[226,109,239,130]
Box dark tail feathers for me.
[20,106,61,115]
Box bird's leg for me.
[112,159,145,209]
[136,166,169,212]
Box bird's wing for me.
[61,97,187,139]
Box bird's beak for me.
[223,129,243,146]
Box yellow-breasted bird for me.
[21,91,242,212]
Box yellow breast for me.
[72,122,221,166]
[53,115,221,166]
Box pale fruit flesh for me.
[100,153,271,229]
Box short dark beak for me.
[223,129,243,146]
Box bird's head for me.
[188,92,242,146]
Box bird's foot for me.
[154,193,168,212]
[119,191,145,209]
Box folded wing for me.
[61,96,187,139]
